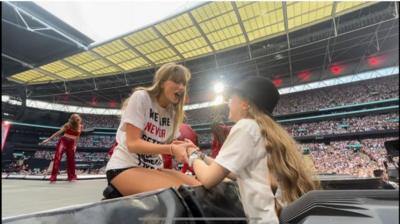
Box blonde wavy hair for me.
[134,62,191,143]
[67,113,81,131]
[246,102,320,205]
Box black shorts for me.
[106,167,136,184]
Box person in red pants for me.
[40,113,83,183]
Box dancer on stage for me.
[40,113,83,183]
[187,76,319,223]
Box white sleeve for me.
[120,91,149,131]
[214,120,262,175]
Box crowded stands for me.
[2,76,399,179]
[4,137,397,178]
[186,75,399,126]
[305,138,397,178]
[43,135,115,148]
[80,114,120,129]
[52,76,399,129]
[285,112,399,136]
[275,75,399,114]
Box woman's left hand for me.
[171,143,191,163]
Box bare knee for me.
[111,168,150,196]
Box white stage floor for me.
[2,178,107,218]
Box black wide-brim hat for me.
[226,76,280,116]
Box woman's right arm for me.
[125,123,194,164]
[39,126,66,145]
[187,147,237,180]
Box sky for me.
[35,1,205,44]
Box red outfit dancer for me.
[210,123,231,158]
[40,114,82,183]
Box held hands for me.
[171,139,199,164]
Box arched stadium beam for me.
[187,11,216,53]
[89,51,125,73]
[332,2,339,37]
[2,53,66,83]
[151,27,185,61]
[231,2,253,62]
[282,2,294,85]
[119,39,156,67]
[13,12,398,98]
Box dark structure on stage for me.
[280,189,398,224]
[318,174,384,190]
[3,180,399,224]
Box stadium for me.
[2,1,399,223]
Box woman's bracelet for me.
[188,150,205,167]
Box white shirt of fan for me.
[106,90,178,171]
[215,118,279,224]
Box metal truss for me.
[2,53,67,83]
[4,1,88,50]
[16,17,398,100]
[3,2,398,114]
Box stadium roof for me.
[34,1,204,44]
[5,1,378,85]
[2,1,94,79]
[2,1,398,109]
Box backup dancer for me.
[40,113,83,183]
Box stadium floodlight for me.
[2,95,10,102]
[213,95,225,105]
[214,82,225,94]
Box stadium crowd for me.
[4,138,397,179]
[185,76,399,126]
[80,114,120,129]
[61,76,398,129]
[33,150,108,162]
[43,135,115,148]
[41,113,398,148]
[285,112,399,136]
[305,138,396,177]
[275,75,399,115]
[2,76,398,180]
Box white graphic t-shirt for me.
[214,119,279,224]
[106,90,176,170]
